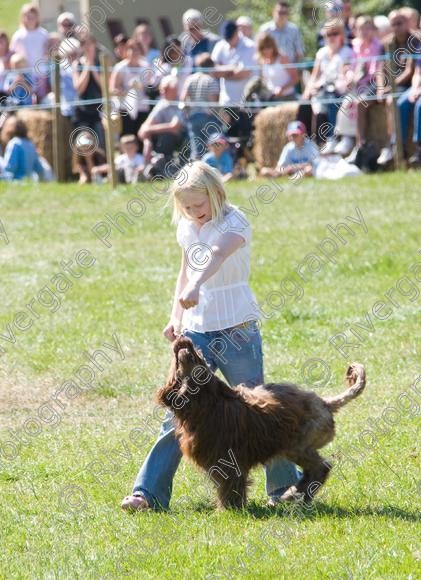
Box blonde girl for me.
[122,161,299,511]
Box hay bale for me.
[253,102,298,168]
[17,109,73,180]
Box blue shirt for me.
[203,150,234,175]
[3,137,44,180]
[277,137,319,168]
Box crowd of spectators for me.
[0,1,420,183]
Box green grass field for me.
[0,173,420,579]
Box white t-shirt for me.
[115,152,144,183]
[315,45,355,86]
[211,36,255,105]
[10,26,49,68]
[176,205,258,332]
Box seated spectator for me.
[73,129,107,184]
[259,1,304,64]
[57,12,78,40]
[301,22,354,148]
[93,134,145,184]
[316,0,354,49]
[132,24,160,64]
[203,135,234,181]
[138,76,185,164]
[109,39,150,138]
[260,121,319,177]
[72,34,105,150]
[113,33,128,62]
[10,3,49,100]
[211,20,255,139]
[0,31,12,101]
[236,16,254,40]
[4,54,34,106]
[397,55,421,167]
[0,116,44,180]
[180,53,220,159]
[377,9,420,165]
[181,9,219,61]
[245,32,297,102]
[343,16,384,161]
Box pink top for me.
[352,37,383,88]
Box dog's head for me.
[156,337,213,412]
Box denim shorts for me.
[182,321,264,388]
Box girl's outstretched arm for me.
[163,250,188,341]
[179,232,244,309]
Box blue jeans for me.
[397,88,421,145]
[187,112,222,159]
[132,323,300,508]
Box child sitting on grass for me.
[202,135,234,182]
[91,134,145,184]
[260,121,319,178]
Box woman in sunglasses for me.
[302,22,355,149]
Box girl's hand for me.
[179,282,200,310]
[163,321,179,342]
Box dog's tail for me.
[323,363,366,413]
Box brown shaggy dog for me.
[156,337,366,509]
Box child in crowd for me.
[0,116,44,180]
[10,3,49,100]
[91,134,145,184]
[121,160,300,512]
[203,135,234,182]
[4,54,34,106]
[260,121,319,177]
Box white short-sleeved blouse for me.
[176,205,258,332]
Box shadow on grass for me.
[244,501,421,522]
[169,500,420,523]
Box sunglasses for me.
[326,31,341,37]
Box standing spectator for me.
[259,1,304,64]
[180,53,220,159]
[397,56,421,167]
[211,20,255,139]
[317,0,354,49]
[236,16,254,40]
[373,15,391,42]
[0,31,12,100]
[377,10,420,165]
[181,9,219,61]
[57,12,78,40]
[10,3,49,100]
[4,54,34,106]
[245,32,297,102]
[302,22,354,148]
[72,34,105,149]
[155,35,192,97]
[113,34,128,63]
[109,39,150,138]
[132,24,160,64]
[1,116,44,180]
[138,77,185,164]
[399,7,420,32]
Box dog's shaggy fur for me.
[156,337,366,508]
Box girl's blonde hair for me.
[170,161,228,224]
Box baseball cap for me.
[286,121,306,135]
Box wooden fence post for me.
[100,53,117,188]
[52,60,65,182]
